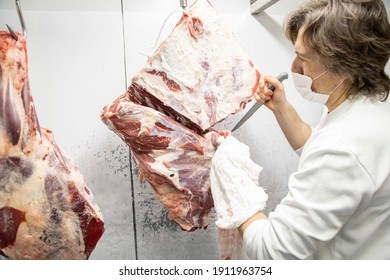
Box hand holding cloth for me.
[210,136,268,229]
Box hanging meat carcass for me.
[101,0,261,258]
[0,31,104,259]
[102,0,260,230]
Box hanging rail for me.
[251,0,280,14]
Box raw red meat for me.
[102,0,261,235]
[0,31,104,259]
[102,94,220,231]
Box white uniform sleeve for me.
[294,126,313,157]
[243,146,375,259]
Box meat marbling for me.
[102,94,220,231]
[129,0,260,134]
[0,31,104,259]
[101,0,261,259]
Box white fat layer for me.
[133,0,259,130]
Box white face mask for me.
[291,71,330,104]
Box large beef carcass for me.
[0,31,104,259]
[101,0,261,258]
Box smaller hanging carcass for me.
[0,30,104,260]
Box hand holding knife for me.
[231,72,289,132]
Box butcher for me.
[210,0,390,259]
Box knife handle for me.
[267,72,289,91]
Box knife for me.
[231,72,289,132]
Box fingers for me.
[254,90,271,104]
[255,75,274,104]
[218,130,231,138]
[255,74,284,104]
[211,130,231,147]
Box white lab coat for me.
[243,95,390,259]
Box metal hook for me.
[6,0,27,40]
[15,0,27,38]
[6,24,18,40]
[180,0,188,10]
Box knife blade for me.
[231,72,289,132]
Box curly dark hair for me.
[284,0,390,101]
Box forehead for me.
[294,27,316,58]
[294,28,309,54]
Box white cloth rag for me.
[210,136,268,229]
